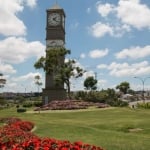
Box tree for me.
[34,47,70,74]
[106,88,117,99]
[34,75,42,95]
[116,81,130,94]
[55,59,85,98]
[0,73,6,89]
[34,48,84,98]
[84,76,97,91]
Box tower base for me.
[42,88,66,105]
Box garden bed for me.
[34,100,109,111]
[0,117,104,150]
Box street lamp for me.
[134,76,150,103]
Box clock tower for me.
[43,3,66,103]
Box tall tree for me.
[34,75,42,94]
[34,48,84,98]
[55,59,85,98]
[116,81,130,94]
[0,73,6,89]
[84,76,97,91]
[34,48,70,74]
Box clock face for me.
[48,13,61,26]
[46,40,64,47]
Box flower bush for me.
[0,117,105,150]
[34,100,109,111]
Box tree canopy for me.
[116,81,130,94]
[0,73,6,88]
[34,47,70,74]
[34,75,42,94]
[34,48,85,98]
[84,76,97,91]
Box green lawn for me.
[0,107,150,150]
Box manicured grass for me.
[0,107,150,150]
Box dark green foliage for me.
[84,76,97,90]
[34,48,70,74]
[137,102,150,109]
[34,75,42,94]
[22,101,43,107]
[74,89,128,107]
[74,91,87,100]
[116,81,130,94]
[0,73,6,89]
[33,101,43,107]
[55,59,85,98]
[0,96,6,105]
[22,102,33,108]
[15,96,25,103]
[34,48,84,98]
[16,105,20,108]
[17,108,26,113]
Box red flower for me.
[0,117,105,150]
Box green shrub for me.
[22,102,33,108]
[17,108,26,113]
[33,101,43,107]
[137,102,150,109]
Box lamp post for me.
[134,77,150,103]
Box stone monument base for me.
[42,88,66,105]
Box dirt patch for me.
[128,128,143,132]
[31,126,37,132]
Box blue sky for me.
[0,0,150,93]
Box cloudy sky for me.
[0,0,150,93]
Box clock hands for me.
[48,13,60,26]
[53,17,58,22]
[52,16,60,23]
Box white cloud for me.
[0,37,45,64]
[83,70,95,79]
[12,72,42,82]
[89,22,113,38]
[89,49,109,58]
[116,45,150,59]
[112,24,131,37]
[0,0,26,36]
[89,21,130,38]
[117,0,150,29]
[87,7,91,13]
[97,79,107,88]
[98,79,107,84]
[0,62,16,74]
[90,0,150,39]
[96,2,115,17]
[0,0,38,36]
[99,61,150,77]
[25,0,37,8]
[80,53,86,59]
[97,61,150,77]
[4,72,44,92]
[97,64,108,69]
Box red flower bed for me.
[0,118,105,150]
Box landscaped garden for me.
[0,106,150,150]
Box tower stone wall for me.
[42,3,66,104]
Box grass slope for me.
[0,107,150,150]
